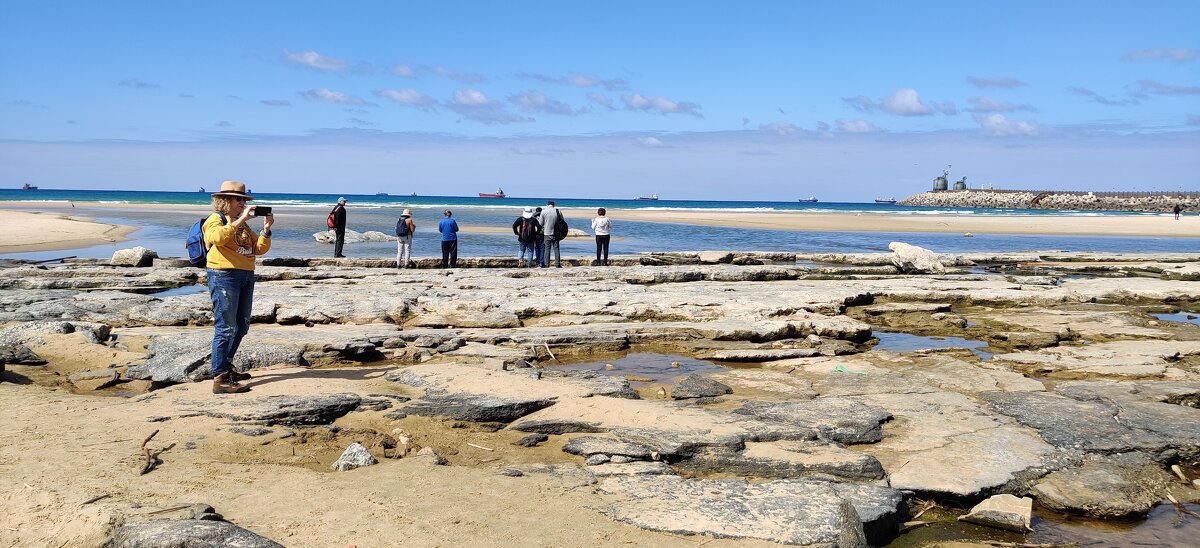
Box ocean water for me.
[1,188,1195,260]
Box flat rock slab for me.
[175,393,362,426]
[736,397,892,444]
[980,391,1173,457]
[958,494,1032,533]
[402,391,558,423]
[701,348,822,361]
[1030,453,1176,518]
[680,441,884,480]
[597,475,867,546]
[562,436,655,459]
[990,340,1200,379]
[106,519,283,548]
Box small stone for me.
[1148,320,1159,326]
[514,433,549,447]
[670,362,681,368]
[610,455,635,464]
[501,468,524,477]
[806,334,821,344]
[146,416,170,423]
[605,363,615,370]
[331,442,378,471]
[585,454,611,466]
[958,494,1032,533]
[931,312,946,321]
[656,387,668,398]
[415,446,448,465]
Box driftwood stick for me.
[543,342,557,362]
[81,493,111,506]
[139,430,160,475]
[466,443,494,452]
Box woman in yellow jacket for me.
[205,181,274,394]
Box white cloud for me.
[1121,48,1197,63]
[758,122,804,136]
[1068,86,1139,106]
[432,66,485,84]
[119,79,160,89]
[587,93,615,110]
[260,99,291,107]
[215,121,233,128]
[375,88,436,109]
[284,50,346,71]
[519,72,628,91]
[835,119,879,133]
[349,118,372,126]
[975,113,1041,136]
[967,76,1026,88]
[842,95,875,112]
[968,96,1036,113]
[636,136,666,147]
[299,88,374,106]
[392,64,415,77]
[509,91,575,116]
[447,89,531,125]
[879,88,954,116]
[621,93,703,117]
[1133,80,1200,96]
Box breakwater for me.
[901,189,1199,213]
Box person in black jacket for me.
[512,207,540,267]
[332,197,347,257]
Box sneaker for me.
[229,369,252,382]
[212,372,249,394]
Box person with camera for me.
[205,180,274,394]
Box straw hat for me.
[401,209,411,217]
[211,180,253,200]
[522,207,534,218]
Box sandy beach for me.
[0,210,135,254]
[2,203,1197,256]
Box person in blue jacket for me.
[438,209,459,268]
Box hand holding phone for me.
[252,206,273,217]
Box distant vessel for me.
[635,193,659,201]
[375,192,389,196]
[874,197,897,204]
[198,186,205,193]
[21,183,37,190]
[410,192,417,197]
[798,196,818,203]
[479,188,506,198]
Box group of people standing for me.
[333,199,613,268]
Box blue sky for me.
[1,1,1197,200]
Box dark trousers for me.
[595,235,610,265]
[441,240,458,268]
[535,237,546,266]
[334,229,346,257]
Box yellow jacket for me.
[203,213,271,271]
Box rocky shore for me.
[2,246,1199,546]
[901,189,1198,213]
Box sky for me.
[1,1,1197,201]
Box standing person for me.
[395,208,415,268]
[512,207,540,267]
[533,206,545,267]
[591,207,611,266]
[330,197,348,258]
[205,180,273,394]
[1174,204,1183,220]
[438,209,459,268]
[538,200,562,268]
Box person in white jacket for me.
[591,207,611,266]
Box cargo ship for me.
[479,188,506,198]
[635,193,658,201]
[798,196,817,203]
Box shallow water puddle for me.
[150,283,207,297]
[872,331,992,361]
[1154,312,1200,326]
[552,352,726,383]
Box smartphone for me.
[252,206,273,217]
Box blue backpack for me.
[395,217,410,237]
[185,212,227,267]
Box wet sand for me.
[0,210,135,253]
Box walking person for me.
[395,208,415,268]
[205,180,273,394]
[533,206,545,267]
[438,209,459,268]
[538,200,563,268]
[512,207,540,267]
[592,207,611,266]
[1174,204,1183,220]
[330,197,348,258]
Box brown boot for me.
[229,369,252,382]
[212,372,249,394]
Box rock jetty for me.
[901,189,1198,213]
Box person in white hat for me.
[329,197,348,258]
[395,208,415,268]
[511,207,540,267]
[205,180,274,394]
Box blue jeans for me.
[535,237,546,266]
[208,268,255,376]
[518,240,535,264]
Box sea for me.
[1,188,1195,261]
